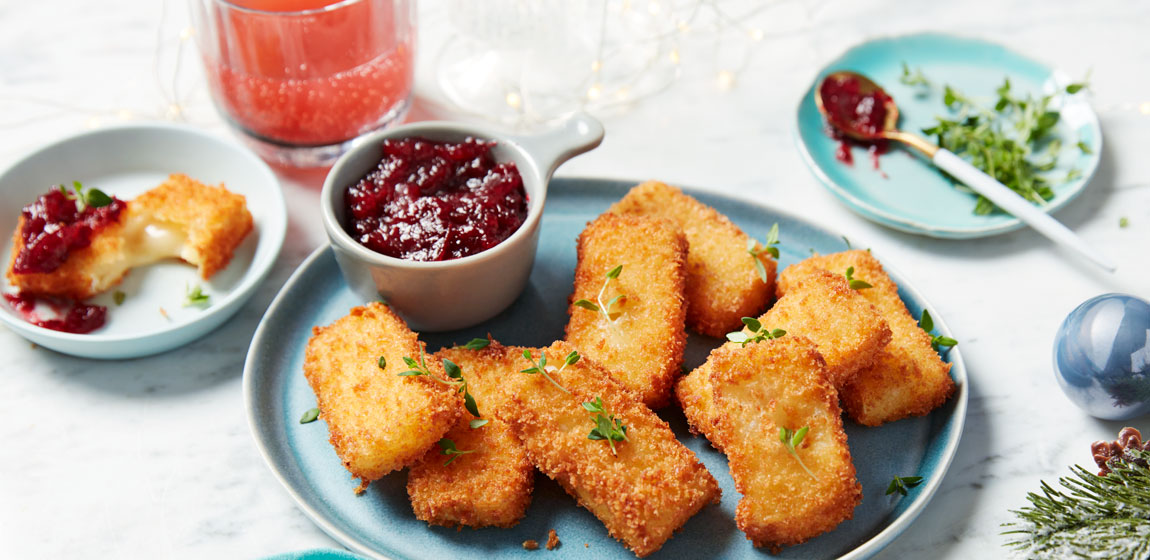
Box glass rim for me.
[213,0,368,17]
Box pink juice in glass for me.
[198,0,414,148]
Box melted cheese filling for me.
[87,215,189,289]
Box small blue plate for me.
[795,33,1102,238]
[244,178,968,559]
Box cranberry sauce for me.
[13,187,126,274]
[819,74,893,138]
[344,137,528,262]
[4,293,107,334]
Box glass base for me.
[226,97,411,169]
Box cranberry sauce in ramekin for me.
[343,137,528,262]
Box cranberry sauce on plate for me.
[344,137,528,262]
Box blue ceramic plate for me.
[795,33,1102,238]
[244,178,968,559]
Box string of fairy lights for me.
[1,0,1148,134]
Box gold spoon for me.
[816,71,1114,272]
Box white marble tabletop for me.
[3,0,1149,558]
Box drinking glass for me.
[190,0,415,168]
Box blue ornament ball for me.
[1054,293,1150,420]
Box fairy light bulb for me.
[505,91,522,110]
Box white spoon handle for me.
[932,149,1116,273]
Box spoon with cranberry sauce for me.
[816,70,1115,273]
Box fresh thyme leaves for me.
[61,180,113,212]
[913,67,1090,215]
[1120,217,1129,228]
[726,316,786,346]
[377,356,386,369]
[747,223,780,283]
[918,310,958,352]
[899,63,931,91]
[520,349,575,394]
[844,266,872,290]
[469,419,489,429]
[399,347,481,418]
[1002,448,1150,558]
[299,407,320,424]
[183,283,211,307]
[1077,141,1093,154]
[780,426,817,480]
[460,338,490,350]
[113,291,126,306]
[1065,168,1082,182]
[583,397,629,456]
[886,475,924,496]
[438,438,476,466]
[574,264,627,323]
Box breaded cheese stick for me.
[608,181,775,338]
[778,250,955,426]
[406,344,534,529]
[708,338,861,550]
[8,173,253,299]
[675,269,890,444]
[497,341,720,558]
[303,303,459,490]
[565,213,688,408]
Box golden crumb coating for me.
[7,173,252,299]
[608,181,775,337]
[303,303,460,489]
[778,250,955,426]
[131,173,253,279]
[675,270,890,444]
[761,269,891,390]
[405,344,534,529]
[565,213,688,408]
[495,341,720,558]
[708,338,861,550]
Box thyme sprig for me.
[886,475,924,497]
[1002,449,1150,558]
[844,266,872,290]
[399,346,481,419]
[520,349,578,394]
[780,426,817,480]
[183,283,211,307]
[747,223,780,283]
[438,438,476,466]
[459,338,490,350]
[583,397,628,457]
[918,310,958,352]
[60,180,113,212]
[726,316,786,346]
[573,265,627,324]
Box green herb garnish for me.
[113,291,126,306]
[183,283,211,307]
[573,264,627,324]
[1120,217,1129,228]
[438,438,476,466]
[899,63,931,91]
[460,338,490,350]
[886,475,924,496]
[377,356,386,369]
[399,347,481,418]
[918,309,958,352]
[1077,141,1093,155]
[469,419,489,429]
[583,396,629,456]
[780,426,817,480]
[61,180,113,212]
[915,69,1090,215]
[844,266,872,290]
[726,316,786,346]
[299,407,320,424]
[520,349,576,394]
[747,223,780,283]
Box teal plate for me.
[795,33,1102,238]
[244,178,968,559]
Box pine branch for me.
[1002,449,1150,558]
